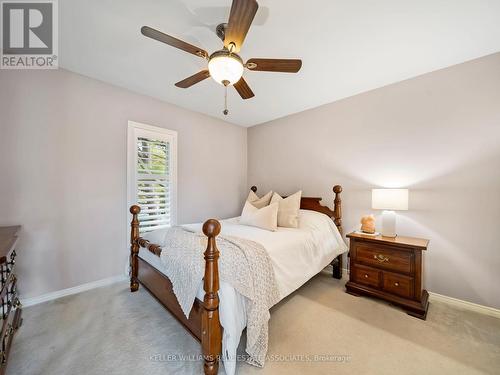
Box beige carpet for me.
[9,272,500,375]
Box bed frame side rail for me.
[129,205,222,375]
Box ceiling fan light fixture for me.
[208,50,244,86]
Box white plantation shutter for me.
[128,122,177,233]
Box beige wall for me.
[248,53,500,309]
[0,69,247,299]
[2,54,499,309]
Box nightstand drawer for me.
[382,272,413,299]
[353,265,381,288]
[355,243,412,274]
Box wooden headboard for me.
[250,185,343,235]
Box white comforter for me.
[139,209,347,374]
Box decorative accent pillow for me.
[270,190,302,228]
[240,201,279,231]
[246,190,273,209]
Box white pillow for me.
[246,190,273,209]
[240,201,278,231]
[270,190,302,228]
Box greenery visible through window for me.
[137,137,168,174]
[136,137,171,232]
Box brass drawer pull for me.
[364,274,369,278]
[394,282,399,287]
[374,254,389,262]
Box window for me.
[127,121,177,233]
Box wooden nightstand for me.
[345,232,429,319]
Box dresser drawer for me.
[382,272,413,299]
[353,265,381,288]
[355,243,413,274]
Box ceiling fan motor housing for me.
[216,23,227,42]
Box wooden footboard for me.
[129,206,222,375]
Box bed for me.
[129,185,346,375]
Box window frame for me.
[127,121,178,231]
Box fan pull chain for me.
[222,80,229,116]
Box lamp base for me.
[381,210,397,238]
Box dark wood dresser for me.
[345,232,429,319]
[0,226,22,374]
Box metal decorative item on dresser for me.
[129,185,344,375]
[0,226,23,375]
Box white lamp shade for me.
[372,189,409,211]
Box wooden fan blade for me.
[234,77,254,99]
[246,58,302,73]
[175,70,210,88]
[141,26,208,59]
[224,0,258,52]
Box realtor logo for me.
[1,0,58,69]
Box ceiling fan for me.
[141,0,302,115]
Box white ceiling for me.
[60,0,500,127]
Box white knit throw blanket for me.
[158,226,280,367]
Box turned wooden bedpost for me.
[201,219,222,375]
[130,205,141,292]
[332,185,343,279]
[333,185,343,235]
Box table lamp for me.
[372,189,409,238]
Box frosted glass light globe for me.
[208,52,244,86]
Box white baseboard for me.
[19,271,500,319]
[428,292,500,319]
[20,274,127,307]
[330,265,499,318]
